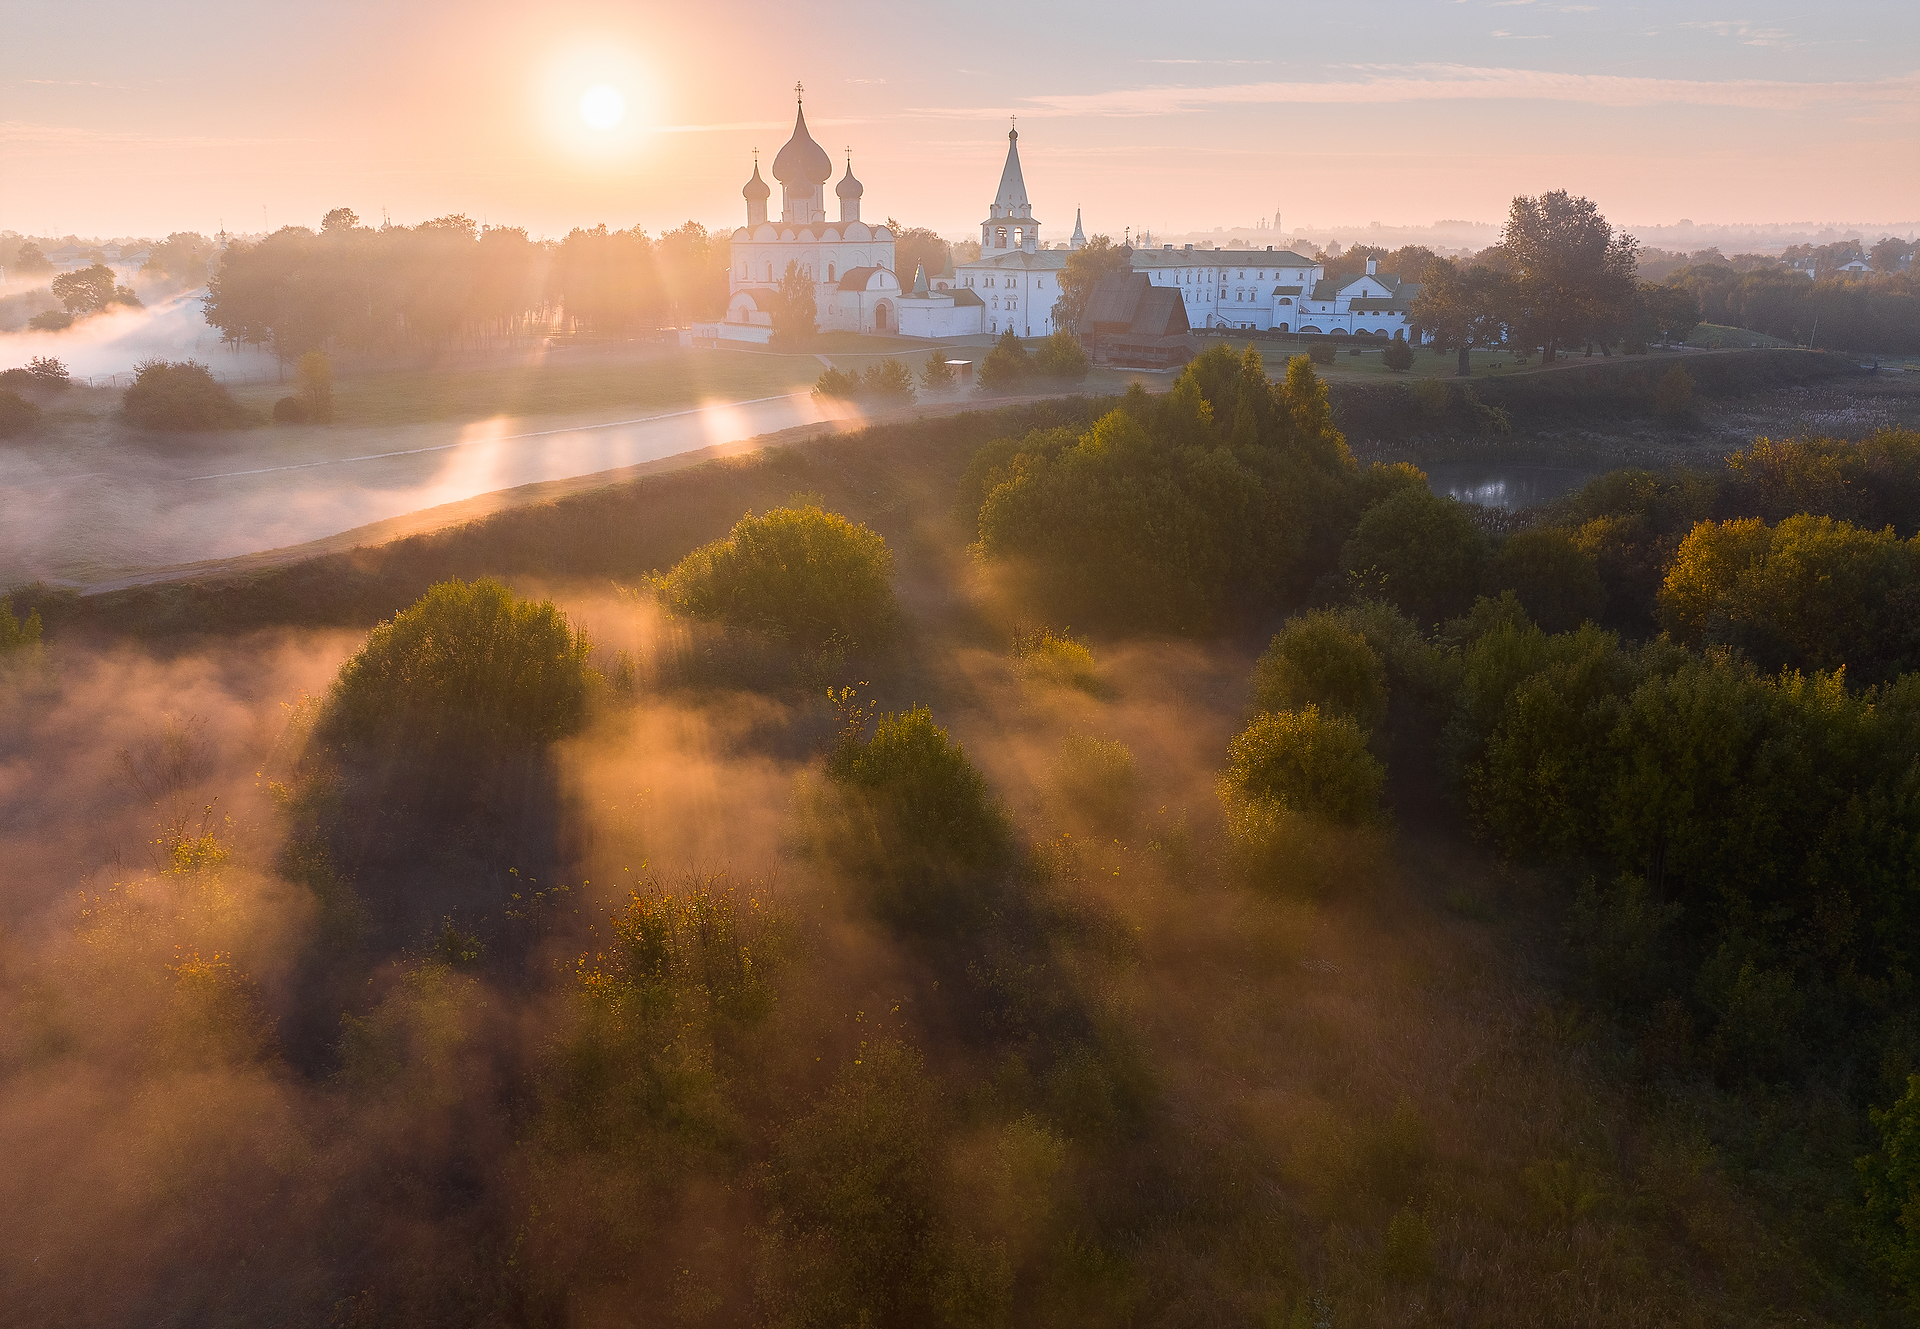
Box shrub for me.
[1032,330,1090,381]
[920,348,955,390]
[813,366,860,399]
[760,1041,963,1325]
[0,597,44,654]
[27,310,73,332]
[973,347,1356,632]
[979,328,1032,393]
[1383,333,1414,372]
[1049,733,1139,835]
[1484,527,1606,633]
[1012,625,1098,692]
[0,389,40,437]
[656,504,895,647]
[1657,513,1920,679]
[1253,611,1388,731]
[862,358,915,403]
[1308,343,1335,366]
[26,356,69,388]
[272,395,310,423]
[813,704,1011,930]
[295,350,334,422]
[1412,377,1450,419]
[1221,706,1384,826]
[322,577,594,761]
[122,359,252,430]
[1653,364,1695,417]
[1341,486,1490,624]
[1860,1074,1920,1315]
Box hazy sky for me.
[4,0,1916,243]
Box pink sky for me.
[4,0,1916,243]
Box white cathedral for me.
[702,86,1421,345]
[709,87,1063,343]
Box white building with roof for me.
[709,87,904,343]
[701,91,1421,345]
[1130,248,1421,337]
[952,125,1067,338]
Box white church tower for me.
[980,121,1040,255]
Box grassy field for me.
[225,340,1162,429]
[1686,322,1796,350]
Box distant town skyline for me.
[4,0,1915,241]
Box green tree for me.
[920,348,955,390]
[861,358,915,402]
[1051,234,1129,332]
[1860,1075,1920,1314]
[657,504,895,647]
[769,259,817,348]
[1871,236,1916,275]
[122,360,252,430]
[10,240,52,277]
[1382,331,1414,371]
[296,350,334,421]
[1658,513,1920,679]
[51,262,139,316]
[1498,191,1639,361]
[0,596,43,654]
[140,232,215,288]
[1031,329,1090,380]
[1221,705,1384,826]
[1484,527,1606,633]
[1408,258,1514,376]
[760,1041,958,1326]
[973,349,1355,632]
[320,207,360,234]
[813,366,860,399]
[1642,283,1701,345]
[978,328,1031,392]
[1341,486,1491,624]
[1253,611,1389,732]
[323,577,594,760]
[886,218,950,297]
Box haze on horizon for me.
[4,0,1917,243]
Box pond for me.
[1422,462,1600,511]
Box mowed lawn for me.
[231,347,829,428]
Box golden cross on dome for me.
[794,81,804,103]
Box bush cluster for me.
[323,577,594,761]
[122,359,254,430]
[0,390,40,437]
[655,503,895,647]
[814,358,915,404]
[970,345,1357,631]
[978,328,1090,393]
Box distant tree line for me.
[203,208,730,359]
[1664,264,1920,354]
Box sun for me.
[536,44,656,158]
[579,85,625,132]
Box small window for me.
[828,263,835,280]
